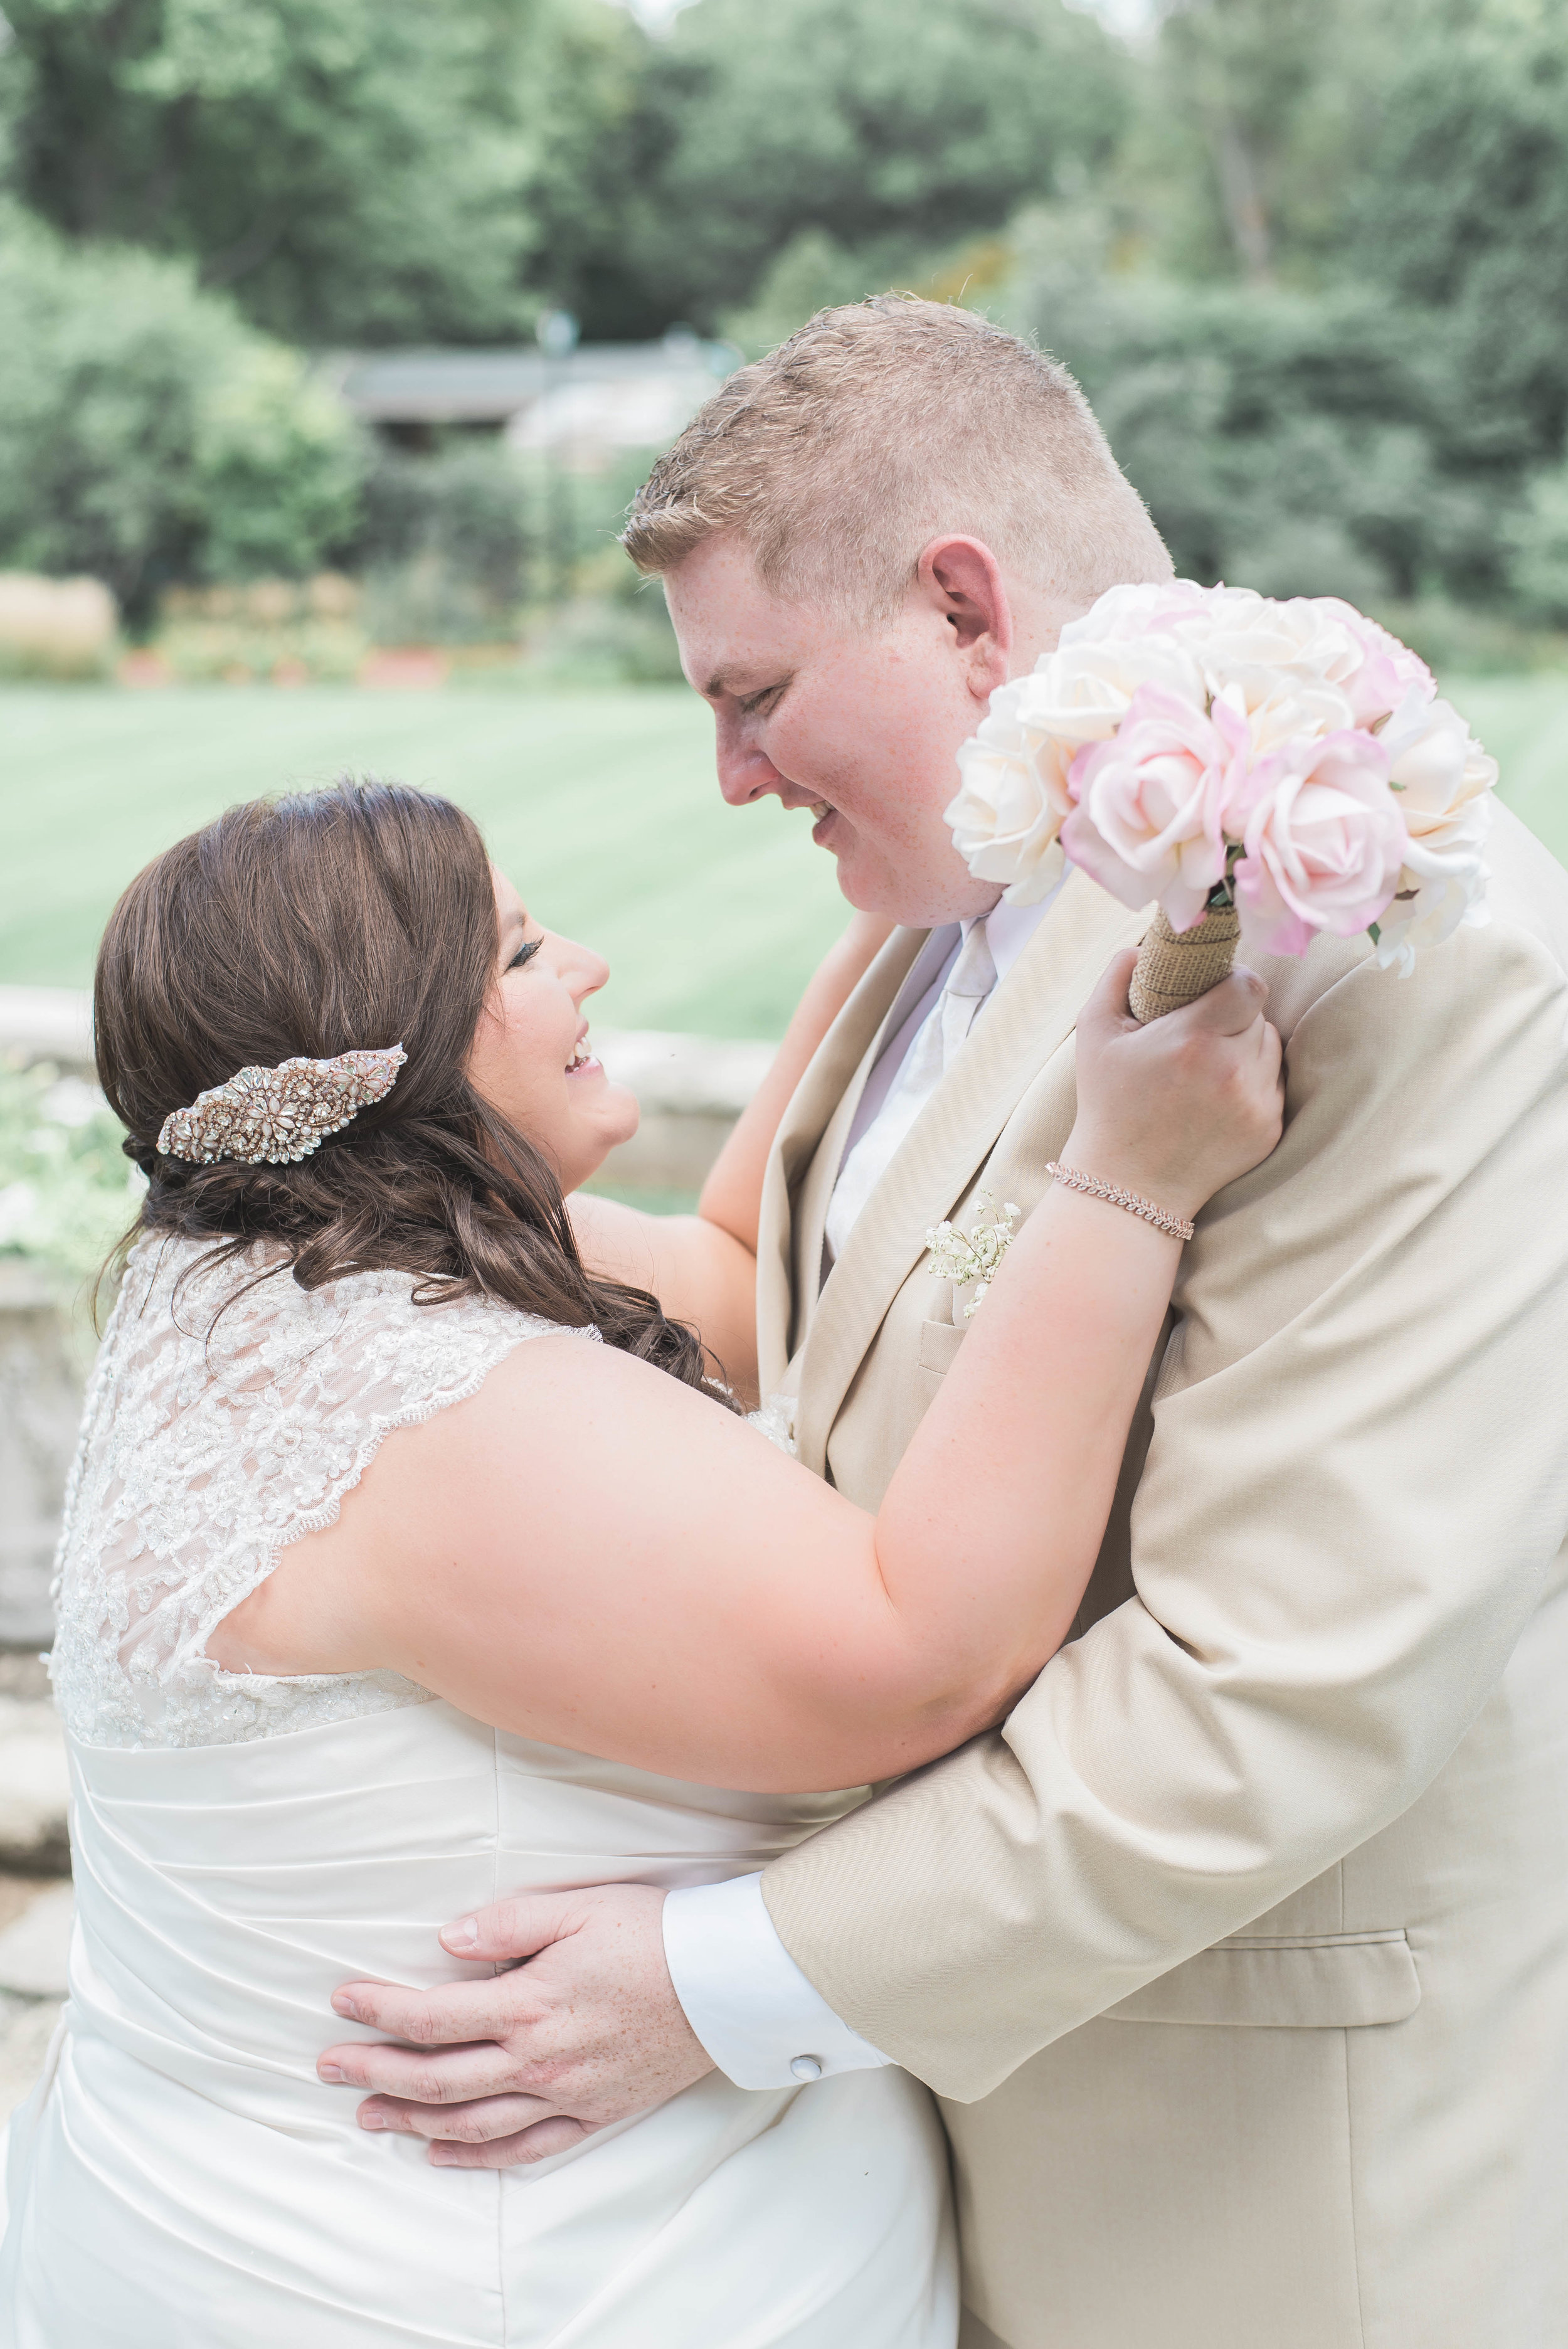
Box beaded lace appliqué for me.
[50,1235,590,1750]
[157,1044,408,1166]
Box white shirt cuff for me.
[662,1872,894,2089]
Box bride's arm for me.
[691,909,897,1258]
[224,958,1281,1793]
[566,912,893,1401]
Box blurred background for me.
[1,0,1567,2096]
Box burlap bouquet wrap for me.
[1128,901,1241,1023]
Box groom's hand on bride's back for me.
[317,1885,713,2168]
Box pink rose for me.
[1379,689,1496,833]
[1061,686,1251,932]
[1232,730,1407,958]
[1313,600,1435,728]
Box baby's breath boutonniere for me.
[925,1190,1020,1318]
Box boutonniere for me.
[926,1190,1020,1318]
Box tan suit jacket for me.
[757,808,1568,2349]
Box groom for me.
[322,300,1568,2348]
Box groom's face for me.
[665,533,1014,926]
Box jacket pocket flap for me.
[918,1318,967,1376]
[1103,1931,1420,2029]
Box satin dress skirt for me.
[0,1701,956,2347]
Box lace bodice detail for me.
[51,1234,591,1749]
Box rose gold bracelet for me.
[1046,1162,1195,1243]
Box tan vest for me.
[758,817,1568,2349]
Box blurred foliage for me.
[693,0,1568,632]
[0,211,364,618]
[0,0,1131,342]
[0,0,1565,644]
[1370,598,1568,679]
[1109,0,1422,287]
[343,442,674,656]
[0,1059,141,1303]
[1502,466,1568,627]
[1004,230,1493,603]
[0,0,573,344]
[354,444,535,644]
[1350,13,1568,468]
[549,0,1130,338]
[149,615,368,682]
[719,230,899,361]
[0,573,120,680]
[523,545,684,683]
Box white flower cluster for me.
[926,1191,1020,1317]
[946,581,1498,973]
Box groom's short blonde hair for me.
[622,295,1172,625]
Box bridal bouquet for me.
[946,581,1499,1019]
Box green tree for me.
[512,0,663,341]
[1114,0,1509,290]
[1353,15,1568,465]
[1140,0,1347,284]
[1006,236,1498,602]
[0,0,569,342]
[0,210,364,616]
[556,0,1132,338]
[1503,463,1568,624]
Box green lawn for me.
[0,684,849,1037]
[1,672,1564,1037]
[1427,674,1568,871]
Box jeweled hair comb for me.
[156,1044,407,1167]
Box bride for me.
[1,778,1281,2346]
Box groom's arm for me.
[758,908,1568,2096]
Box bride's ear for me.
[918,536,1014,706]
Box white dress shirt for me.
[662,884,1064,2089]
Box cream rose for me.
[1010,634,1208,755]
[1195,595,1364,686]
[1214,671,1357,758]
[945,680,1071,905]
[1380,691,1498,831]
[1372,801,1493,974]
[1370,691,1496,970]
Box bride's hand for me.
[1064,950,1285,1227]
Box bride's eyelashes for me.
[507,939,543,973]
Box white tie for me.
[823,918,998,1266]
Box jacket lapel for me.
[756,926,929,1397]
[793,870,1148,1475]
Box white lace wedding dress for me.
[0,1236,955,2347]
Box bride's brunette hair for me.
[95,778,728,1401]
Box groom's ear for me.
[918,536,1014,704]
